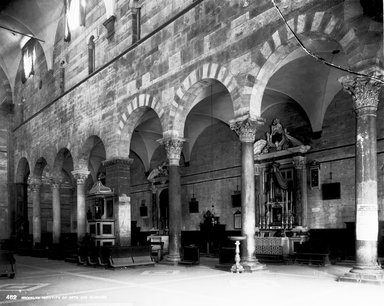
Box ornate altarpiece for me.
[254,119,310,233]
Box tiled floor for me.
[0,256,382,306]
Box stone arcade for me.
[0,0,384,284]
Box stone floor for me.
[0,255,382,306]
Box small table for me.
[228,236,246,273]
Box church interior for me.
[1,0,384,291]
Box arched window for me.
[132,7,141,43]
[88,36,95,74]
[64,0,87,42]
[21,39,36,83]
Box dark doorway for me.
[159,189,169,233]
[15,176,29,244]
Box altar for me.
[254,118,311,230]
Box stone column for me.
[102,158,134,246]
[158,137,184,262]
[71,170,90,240]
[339,74,384,283]
[29,176,42,246]
[51,176,62,244]
[230,116,266,272]
[293,156,308,227]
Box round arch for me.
[170,63,240,137]
[249,9,370,122]
[116,94,164,159]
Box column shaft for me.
[72,170,90,240]
[31,184,41,245]
[354,107,379,270]
[52,184,61,244]
[241,141,256,262]
[168,165,182,261]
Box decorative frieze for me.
[230,116,265,143]
[339,75,383,111]
[158,137,185,166]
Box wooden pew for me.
[108,246,154,268]
[294,252,330,266]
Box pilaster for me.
[102,158,134,246]
[293,156,308,227]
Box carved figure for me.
[147,161,168,181]
[253,118,304,155]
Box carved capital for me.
[49,172,63,189]
[158,137,185,166]
[28,176,42,192]
[339,75,383,111]
[102,158,134,168]
[71,170,90,185]
[230,116,265,143]
[293,156,306,170]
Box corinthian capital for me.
[293,156,306,169]
[158,137,185,166]
[28,176,42,192]
[339,75,383,111]
[71,170,90,184]
[229,115,265,143]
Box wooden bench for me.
[108,246,154,268]
[294,252,330,266]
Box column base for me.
[241,260,267,273]
[338,264,384,285]
[165,254,181,264]
[231,262,244,273]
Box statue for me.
[266,118,288,151]
[253,118,304,155]
[147,161,168,182]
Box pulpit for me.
[86,179,116,246]
[200,210,225,255]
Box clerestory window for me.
[22,39,36,83]
[64,0,87,42]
